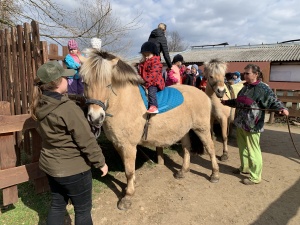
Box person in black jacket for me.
[148,23,172,69]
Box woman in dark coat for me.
[148,23,172,69]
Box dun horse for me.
[204,59,241,161]
[80,50,219,210]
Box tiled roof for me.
[176,43,300,63]
[127,43,300,64]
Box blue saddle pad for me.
[138,85,184,114]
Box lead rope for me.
[286,115,300,158]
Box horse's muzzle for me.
[215,88,226,98]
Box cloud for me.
[55,0,300,57]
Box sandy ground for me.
[81,123,300,225]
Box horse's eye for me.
[210,76,213,79]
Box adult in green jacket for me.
[31,60,108,225]
[221,64,288,185]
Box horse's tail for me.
[189,130,204,155]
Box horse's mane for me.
[204,59,227,77]
[80,49,144,89]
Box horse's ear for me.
[111,58,119,66]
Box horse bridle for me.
[84,84,115,117]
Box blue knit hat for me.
[192,64,198,71]
[233,71,240,77]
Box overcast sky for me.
[107,0,300,57]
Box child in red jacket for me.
[138,41,165,114]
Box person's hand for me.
[279,109,289,116]
[100,163,108,177]
[220,100,227,105]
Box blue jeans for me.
[148,86,158,108]
[46,170,93,225]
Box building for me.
[128,42,300,90]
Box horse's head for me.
[204,59,227,98]
[80,49,143,126]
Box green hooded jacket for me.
[35,93,105,177]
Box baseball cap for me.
[37,61,76,83]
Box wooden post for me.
[0,102,18,206]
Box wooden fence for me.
[0,21,69,207]
[0,102,48,206]
[268,89,300,123]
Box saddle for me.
[138,85,184,114]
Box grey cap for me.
[37,61,76,83]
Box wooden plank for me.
[3,186,18,206]
[11,27,21,116]
[288,108,300,117]
[0,162,46,189]
[2,29,9,101]
[0,30,4,101]
[278,96,300,103]
[31,21,42,70]
[47,54,64,61]
[49,44,59,62]
[40,41,48,65]
[24,23,34,106]
[6,27,14,115]
[34,176,50,193]
[0,102,18,206]
[17,25,27,114]
[30,128,42,162]
[0,114,37,134]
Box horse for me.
[204,59,242,161]
[80,49,220,210]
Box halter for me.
[84,84,115,117]
[85,98,107,110]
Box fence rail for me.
[268,89,300,123]
[0,101,48,207]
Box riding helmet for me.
[140,41,159,56]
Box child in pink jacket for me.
[165,54,184,86]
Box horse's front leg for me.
[115,144,137,210]
[220,117,229,161]
[174,133,191,179]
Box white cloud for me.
[55,0,300,57]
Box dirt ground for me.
[89,123,300,225]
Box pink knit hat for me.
[68,39,78,50]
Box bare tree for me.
[0,0,141,54]
[0,0,21,29]
[166,31,189,52]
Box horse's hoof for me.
[117,197,132,210]
[210,175,220,183]
[174,170,185,179]
[220,153,229,161]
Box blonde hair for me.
[158,23,167,31]
[30,77,63,120]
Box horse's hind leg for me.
[194,129,220,183]
[114,144,137,210]
[174,133,191,179]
